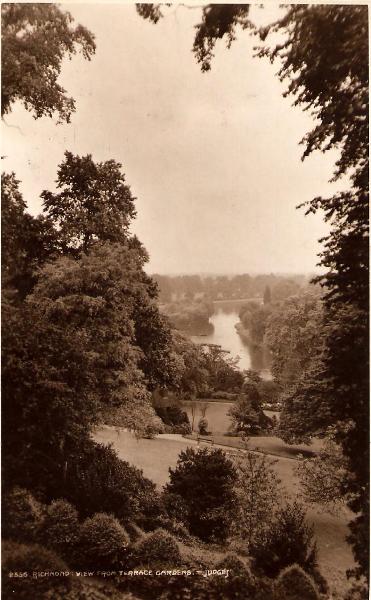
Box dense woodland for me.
[1,4,369,600]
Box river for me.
[190,299,271,378]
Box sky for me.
[2,2,347,275]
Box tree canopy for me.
[42,151,137,254]
[1,3,95,122]
[2,172,60,301]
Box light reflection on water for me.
[190,309,252,371]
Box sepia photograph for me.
[1,2,369,599]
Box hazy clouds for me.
[2,3,346,274]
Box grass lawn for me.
[93,427,355,597]
[183,399,280,434]
[185,432,323,460]
[183,400,235,433]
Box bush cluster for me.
[78,513,130,570]
[166,447,238,542]
[64,441,163,526]
[131,529,181,568]
[2,487,44,543]
[39,500,79,562]
[250,502,326,592]
[155,405,190,430]
[2,541,72,600]
[273,565,320,600]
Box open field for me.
[94,427,355,596]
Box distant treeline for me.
[153,273,311,303]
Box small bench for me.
[197,435,214,446]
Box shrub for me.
[66,581,141,600]
[232,451,282,547]
[198,418,209,435]
[273,565,320,600]
[122,529,182,599]
[2,541,72,599]
[228,387,272,435]
[161,554,273,600]
[125,522,145,543]
[155,405,190,428]
[155,516,191,542]
[211,391,238,400]
[78,513,129,570]
[344,581,369,600]
[160,575,210,600]
[249,502,326,591]
[171,422,192,435]
[2,487,45,543]
[162,491,189,524]
[166,447,238,542]
[258,380,281,406]
[208,553,269,600]
[132,528,181,567]
[39,500,79,563]
[65,441,163,526]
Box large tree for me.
[264,294,323,388]
[41,152,179,394]
[2,301,98,496]
[42,151,137,254]
[1,3,95,122]
[2,172,61,302]
[258,6,369,579]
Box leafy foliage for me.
[79,513,129,570]
[2,487,44,543]
[263,285,271,305]
[63,441,162,527]
[202,343,244,393]
[296,438,349,511]
[1,4,95,121]
[28,242,162,428]
[42,152,137,254]
[232,452,283,546]
[2,301,98,497]
[239,302,272,351]
[265,294,323,388]
[193,5,252,72]
[258,6,368,188]
[132,528,181,567]
[250,502,325,591]
[273,565,320,600]
[2,172,60,301]
[39,500,80,562]
[165,447,237,542]
[2,541,72,599]
[277,358,333,445]
[228,382,271,435]
[198,418,209,435]
[154,403,190,431]
[209,554,271,600]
